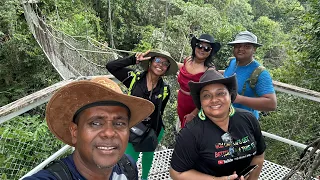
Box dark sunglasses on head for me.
[154,57,170,67]
[195,43,212,52]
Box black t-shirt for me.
[170,108,266,176]
[106,55,170,135]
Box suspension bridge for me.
[0,1,319,180]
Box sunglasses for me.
[221,132,238,157]
[154,58,170,67]
[195,43,212,52]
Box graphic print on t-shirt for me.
[215,135,257,165]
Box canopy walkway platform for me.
[0,2,319,180]
[1,75,319,180]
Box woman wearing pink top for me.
[177,34,221,128]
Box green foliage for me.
[252,16,288,68]
[40,0,104,40]
[250,0,304,32]
[260,92,320,168]
[294,0,320,91]
[0,34,59,105]
[271,0,320,91]
[91,0,168,50]
[0,0,60,106]
[161,76,179,148]
[132,40,153,53]
[0,115,64,179]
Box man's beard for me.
[96,164,115,169]
[95,155,121,169]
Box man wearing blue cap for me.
[223,31,277,119]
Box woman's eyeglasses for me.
[195,43,212,52]
[154,58,170,67]
[221,132,237,157]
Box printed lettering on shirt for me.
[233,151,256,161]
[215,150,229,158]
[234,136,249,146]
[218,158,234,165]
[215,143,225,149]
[214,135,257,164]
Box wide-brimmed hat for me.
[140,49,178,76]
[189,70,237,109]
[45,77,155,146]
[228,31,262,47]
[191,34,221,54]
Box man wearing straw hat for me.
[223,31,277,119]
[23,77,154,180]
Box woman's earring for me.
[229,105,235,117]
[198,108,206,120]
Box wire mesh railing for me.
[0,112,65,179]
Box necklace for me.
[232,59,254,75]
[244,60,254,66]
[147,73,158,100]
[149,81,156,99]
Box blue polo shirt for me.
[224,58,275,119]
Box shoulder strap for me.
[249,66,265,90]
[156,83,169,101]
[241,65,265,96]
[163,85,168,100]
[45,160,73,180]
[226,57,235,67]
[153,81,168,133]
[128,71,141,95]
[118,155,138,180]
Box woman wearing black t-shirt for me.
[170,69,266,180]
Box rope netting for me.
[283,138,320,180]
[0,2,318,180]
[23,3,131,80]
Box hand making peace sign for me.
[135,50,152,64]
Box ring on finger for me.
[227,175,230,180]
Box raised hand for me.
[135,50,151,64]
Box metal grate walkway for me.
[138,149,306,180]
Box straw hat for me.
[189,70,237,109]
[45,77,155,146]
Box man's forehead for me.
[235,43,254,46]
[76,105,130,121]
[83,105,129,114]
